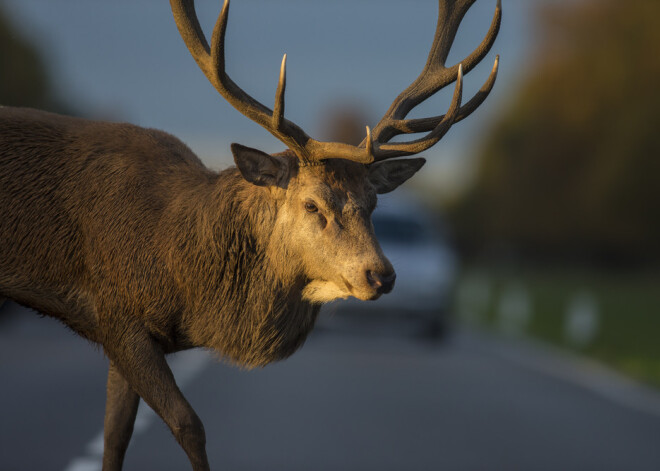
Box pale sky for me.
[3,0,543,201]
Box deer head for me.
[170,0,501,303]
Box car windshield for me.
[372,213,433,245]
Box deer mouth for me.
[340,275,378,301]
[301,272,390,303]
[341,275,386,302]
[301,278,352,304]
[339,275,354,295]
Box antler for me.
[170,0,501,165]
[363,0,501,161]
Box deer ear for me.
[367,158,426,194]
[231,143,291,188]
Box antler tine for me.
[208,0,275,127]
[386,55,499,137]
[372,64,464,161]
[365,126,373,156]
[455,0,502,76]
[367,0,502,155]
[273,54,287,130]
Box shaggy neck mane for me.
[172,168,319,368]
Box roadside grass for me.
[457,266,660,388]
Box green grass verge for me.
[457,266,660,388]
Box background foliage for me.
[453,0,660,266]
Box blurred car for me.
[321,191,458,339]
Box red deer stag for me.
[0,0,500,469]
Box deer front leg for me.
[103,362,140,471]
[101,321,209,471]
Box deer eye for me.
[304,201,318,213]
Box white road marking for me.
[62,349,211,471]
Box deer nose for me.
[366,270,396,294]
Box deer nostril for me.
[366,270,380,289]
[380,271,396,293]
[366,270,396,294]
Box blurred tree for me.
[319,102,371,146]
[0,5,60,110]
[454,0,660,265]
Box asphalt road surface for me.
[1,302,660,471]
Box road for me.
[1,302,660,471]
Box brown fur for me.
[0,106,421,470]
[1,107,321,364]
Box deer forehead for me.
[292,162,375,211]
